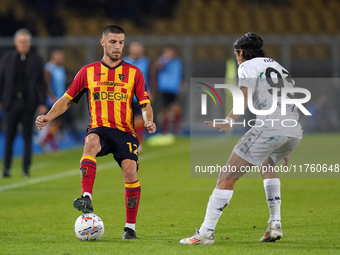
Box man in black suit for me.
[0,29,47,177]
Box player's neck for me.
[102,56,121,68]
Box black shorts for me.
[161,92,177,108]
[87,127,139,168]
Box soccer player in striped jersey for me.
[36,25,156,239]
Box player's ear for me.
[100,38,104,47]
[238,49,244,58]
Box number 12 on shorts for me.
[127,142,138,155]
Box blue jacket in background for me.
[45,61,66,101]
[157,56,182,94]
[123,56,150,89]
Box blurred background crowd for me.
[0,0,339,159]
[1,0,340,36]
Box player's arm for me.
[140,103,156,133]
[205,87,248,132]
[35,95,73,130]
[36,65,87,129]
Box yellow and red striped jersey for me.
[64,59,150,136]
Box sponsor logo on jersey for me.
[96,81,124,87]
[93,91,129,102]
[96,73,106,76]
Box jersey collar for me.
[101,59,123,70]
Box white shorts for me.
[233,128,301,166]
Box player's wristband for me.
[225,117,233,125]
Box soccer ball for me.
[74,213,104,241]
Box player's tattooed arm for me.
[140,103,156,133]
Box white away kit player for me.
[180,32,303,245]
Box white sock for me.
[199,188,233,237]
[125,223,135,231]
[83,192,92,200]
[263,178,281,224]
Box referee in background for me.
[0,28,47,178]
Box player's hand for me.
[145,121,156,133]
[282,154,291,167]
[205,121,230,132]
[35,115,50,130]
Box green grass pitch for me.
[0,133,339,255]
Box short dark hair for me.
[102,25,125,37]
[233,32,265,60]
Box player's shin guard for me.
[200,189,233,237]
[80,155,97,196]
[125,180,141,225]
[264,178,281,223]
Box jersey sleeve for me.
[237,64,258,94]
[134,69,150,105]
[64,66,88,103]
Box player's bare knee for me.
[125,167,137,179]
[122,160,137,182]
[123,168,137,182]
[84,134,101,156]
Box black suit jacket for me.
[0,50,46,112]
